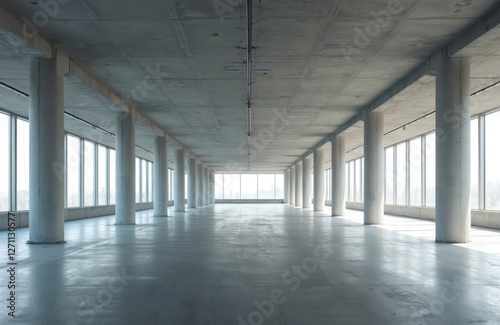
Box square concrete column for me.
[187,158,197,208]
[295,163,303,207]
[314,149,325,211]
[196,163,203,206]
[209,170,215,204]
[174,149,185,212]
[364,112,384,224]
[435,53,471,243]
[284,169,290,204]
[290,166,296,205]
[28,57,65,243]
[331,136,346,216]
[154,136,168,217]
[115,112,136,225]
[302,158,312,208]
[203,167,209,205]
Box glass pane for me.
[109,149,116,205]
[169,169,173,200]
[141,160,147,203]
[385,147,394,204]
[258,174,274,199]
[0,113,10,211]
[184,172,187,200]
[275,174,284,199]
[409,138,422,206]
[150,162,154,202]
[349,161,355,201]
[356,159,362,202]
[241,174,257,199]
[135,158,141,203]
[345,164,348,201]
[223,174,240,199]
[485,111,500,210]
[215,174,223,199]
[425,133,436,207]
[17,118,29,210]
[66,135,81,208]
[360,158,364,203]
[470,119,479,209]
[97,145,108,205]
[396,142,407,205]
[84,141,95,206]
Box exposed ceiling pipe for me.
[246,0,253,138]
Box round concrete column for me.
[187,158,196,208]
[295,163,303,207]
[115,112,136,225]
[435,53,471,243]
[209,170,215,204]
[284,169,290,204]
[196,163,203,206]
[302,158,312,208]
[332,136,346,216]
[314,150,325,211]
[154,136,168,217]
[364,112,384,224]
[174,149,185,212]
[29,57,65,243]
[290,166,296,205]
[203,167,209,205]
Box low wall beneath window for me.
[338,201,500,230]
[216,199,284,204]
[0,201,164,231]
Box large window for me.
[355,159,362,202]
[241,174,257,199]
[485,110,500,210]
[275,174,284,199]
[66,135,81,208]
[109,149,116,205]
[135,158,141,203]
[16,118,29,211]
[83,141,95,206]
[0,113,9,211]
[215,174,224,199]
[258,174,274,199]
[97,145,108,206]
[409,138,422,206]
[325,169,331,201]
[425,133,436,207]
[141,159,147,203]
[168,169,174,201]
[149,162,153,202]
[385,147,394,205]
[396,142,407,205]
[471,118,479,209]
[223,174,241,199]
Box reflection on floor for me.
[0,205,499,324]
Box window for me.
[215,174,224,199]
[409,138,422,206]
[16,118,29,210]
[355,159,362,202]
[275,174,284,199]
[349,161,355,201]
[396,142,407,205]
[258,174,274,199]
[136,158,141,203]
[149,162,154,202]
[471,119,479,209]
[109,149,116,205]
[223,174,240,199]
[485,110,500,210]
[168,169,173,201]
[325,169,330,201]
[66,135,81,208]
[0,113,10,211]
[141,159,147,203]
[425,133,436,207]
[83,141,95,206]
[241,174,257,199]
[97,146,108,206]
[385,147,394,205]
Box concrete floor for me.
[1,205,500,325]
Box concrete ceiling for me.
[0,0,500,172]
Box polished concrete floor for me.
[1,205,500,325]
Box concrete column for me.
[203,167,209,205]
[364,112,384,224]
[187,157,196,208]
[28,58,65,243]
[153,136,168,217]
[302,158,312,208]
[290,166,296,205]
[332,136,346,216]
[435,54,471,243]
[284,169,290,204]
[174,149,185,212]
[115,112,136,225]
[196,163,203,206]
[295,163,303,207]
[209,170,215,204]
[314,150,325,211]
